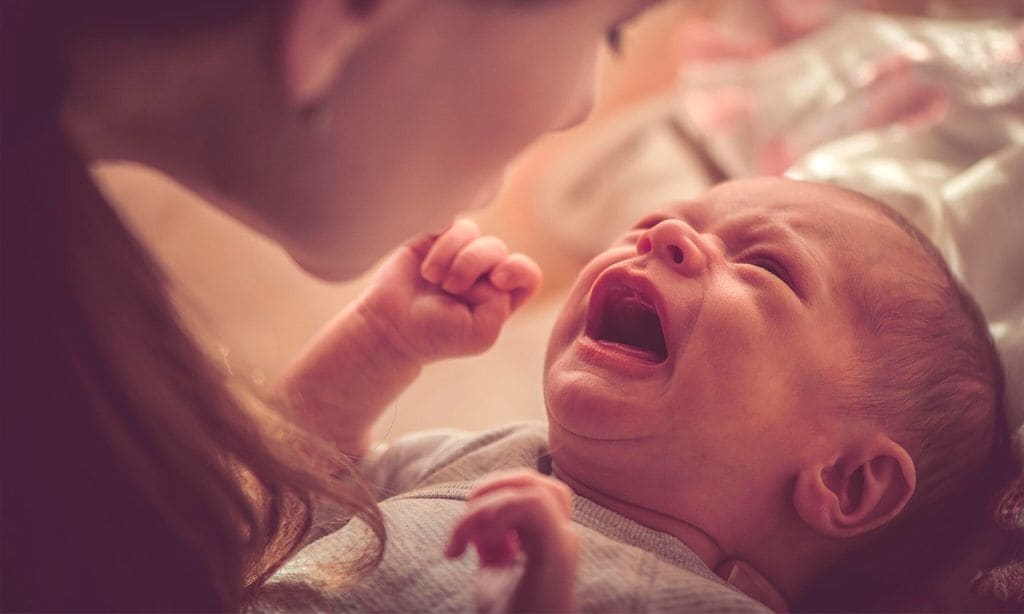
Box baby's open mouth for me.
[586,281,668,364]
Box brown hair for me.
[797,194,1017,610]
[2,1,382,610]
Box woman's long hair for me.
[1,2,383,610]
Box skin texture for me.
[51,1,802,608]
[62,0,666,281]
[279,179,922,611]
[544,177,919,599]
[278,214,791,611]
[446,470,578,613]
[278,219,541,456]
[279,220,578,611]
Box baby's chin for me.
[543,362,668,442]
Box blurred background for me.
[95,0,1023,446]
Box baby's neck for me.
[552,465,725,571]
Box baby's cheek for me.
[544,298,586,368]
[701,292,767,353]
[688,300,785,400]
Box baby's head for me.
[543,177,1010,603]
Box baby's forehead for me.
[658,178,907,252]
[649,178,932,296]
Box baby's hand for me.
[445,470,578,613]
[357,219,541,365]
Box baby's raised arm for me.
[276,219,541,457]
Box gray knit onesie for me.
[255,423,770,612]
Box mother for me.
[2,1,675,610]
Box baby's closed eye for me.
[739,253,797,294]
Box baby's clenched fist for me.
[356,219,542,365]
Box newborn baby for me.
[257,178,1010,612]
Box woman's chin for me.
[289,247,376,283]
[468,171,507,211]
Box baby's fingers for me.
[469,470,572,516]
[489,254,542,312]
[456,490,573,560]
[441,236,509,295]
[459,280,511,348]
[445,501,497,561]
[446,506,519,567]
[446,483,579,614]
[446,492,532,563]
[421,219,480,284]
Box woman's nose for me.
[636,220,714,276]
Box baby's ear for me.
[793,436,916,539]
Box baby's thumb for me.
[463,282,511,336]
[717,560,789,613]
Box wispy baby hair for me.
[799,191,1016,610]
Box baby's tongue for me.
[601,298,667,362]
[599,339,665,362]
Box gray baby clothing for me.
[255,422,769,612]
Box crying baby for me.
[256,177,1010,612]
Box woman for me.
[2,0,676,610]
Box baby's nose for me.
[636,220,713,276]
